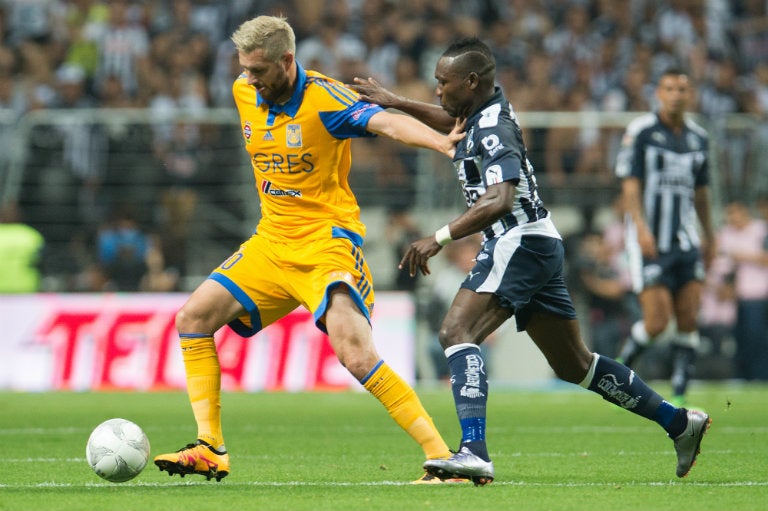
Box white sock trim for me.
[579,353,600,389]
[630,321,651,346]
[444,342,480,358]
[674,331,701,349]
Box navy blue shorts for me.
[460,233,577,332]
[633,246,705,294]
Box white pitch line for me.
[8,449,739,464]
[1,480,767,489]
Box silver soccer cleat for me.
[673,409,711,477]
[423,446,495,486]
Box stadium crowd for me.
[1,0,767,380]
[1,0,767,194]
[1,0,766,204]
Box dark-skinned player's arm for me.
[399,181,516,277]
[350,76,455,134]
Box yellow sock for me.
[363,361,450,460]
[180,335,224,451]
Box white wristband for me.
[435,225,452,246]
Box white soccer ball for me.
[86,418,150,483]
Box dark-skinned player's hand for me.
[399,236,444,277]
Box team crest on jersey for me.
[286,124,302,148]
[243,121,252,144]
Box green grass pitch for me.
[2,382,766,511]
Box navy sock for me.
[583,354,684,436]
[446,344,490,461]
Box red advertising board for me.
[1,292,415,391]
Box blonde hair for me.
[231,15,295,61]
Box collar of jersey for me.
[257,61,307,121]
[465,86,504,123]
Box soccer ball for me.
[86,418,150,483]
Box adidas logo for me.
[263,130,274,141]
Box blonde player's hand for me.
[444,117,466,158]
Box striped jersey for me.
[232,63,384,242]
[452,87,552,241]
[615,113,709,253]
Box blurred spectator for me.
[483,18,527,72]
[699,58,752,202]
[296,12,365,78]
[358,13,399,87]
[0,201,44,293]
[96,73,134,107]
[605,61,654,113]
[543,2,602,91]
[52,62,107,230]
[417,15,454,83]
[208,39,239,108]
[60,0,108,91]
[4,0,68,49]
[0,46,28,114]
[573,230,636,357]
[90,0,150,100]
[96,203,149,292]
[385,206,423,292]
[697,252,736,377]
[731,0,768,73]
[544,85,605,185]
[511,50,563,176]
[655,0,699,65]
[151,119,208,278]
[744,63,768,200]
[717,201,768,380]
[499,0,553,43]
[139,233,179,292]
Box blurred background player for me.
[614,68,715,407]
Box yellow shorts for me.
[209,227,374,336]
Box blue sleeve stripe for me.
[316,79,357,106]
[328,81,358,103]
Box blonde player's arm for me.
[365,110,464,159]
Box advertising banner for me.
[0,292,415,391]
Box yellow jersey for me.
[232,63,384,243]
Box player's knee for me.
[645,318,671,338]
[338,351,378,381]
[175,307,207,334]
[437,324,465,350]
[550,360,586,384]
[549,350,593,384]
